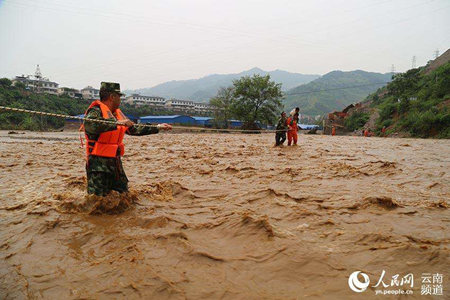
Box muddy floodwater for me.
[0,130,449,299]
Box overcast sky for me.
[0,0,449,90]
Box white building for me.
[194,102,213,113]
[12,75,59,95]
[58,87,82,99]
[81,86,100,100]
[165,99,195,111]
[12,65,60,95]
[124,94,166,107]
[123,94,213,114]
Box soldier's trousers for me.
[275,132,286,146]
[86,157,129,196]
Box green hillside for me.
[284,70,392,116]
[0,79,175,131]
[368,59,450,138]
[0,79,89,130]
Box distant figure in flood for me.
[290,107,300,117]
[364,129,372,137]
[287,113,299,146]
[81,82,172,196]
[275,111,288,146]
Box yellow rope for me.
[0,105,291,133]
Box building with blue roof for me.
[65,114,85,123]
[125,114,138,122]
[227,120,267,129]
[298,124,319,130]
[228,120,243,128]
[139,115,196,125]
[192,116,214,127]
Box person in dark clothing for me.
[275,112,288,146]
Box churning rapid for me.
[0,130,449,299]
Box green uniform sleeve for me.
[276,117,288,130]
[84,106,159,136]
[276,119,282,130]
[126,124,159,136]
[83,106,117,137]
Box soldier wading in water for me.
[81,82,172,196]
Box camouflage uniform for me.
[275,115,288,146]
[84,106,159,196]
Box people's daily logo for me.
[348,271,370,293]
[348,270,444,296]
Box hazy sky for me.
[0,0,449,90]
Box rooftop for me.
[140,115,183,119]
[192,116,213,121]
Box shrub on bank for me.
[367,61,450,138]
[344,111,370,131]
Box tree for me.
[0,78,12,87]
[231,74,283,128]
[13,81,26,89]
[387,68,420,98]
[344,111,370,131]
[209,87,234,128]
[398,97,410,114]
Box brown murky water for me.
[1,130,449,299]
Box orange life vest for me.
[81,100,128,158]
[364,129,369,137]
[287,117,298,132]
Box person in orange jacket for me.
[381,126,386,136]
[287,113,299,146]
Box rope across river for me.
[1,105,447,202]
[0,105,289,133]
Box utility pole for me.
[434,49,439,59]
[434,49,440,84]
[34,64,43,93]
[391,64,396,74]
[412,56,416,69]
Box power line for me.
[285,82,390,96]
[5,0,449,78]
[6,0,326,49]
[3,0,447,91]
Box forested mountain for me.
[283,70,393,116]
[125,68,319,102]
[365,51,450,138]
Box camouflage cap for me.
[100,82,124,96]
